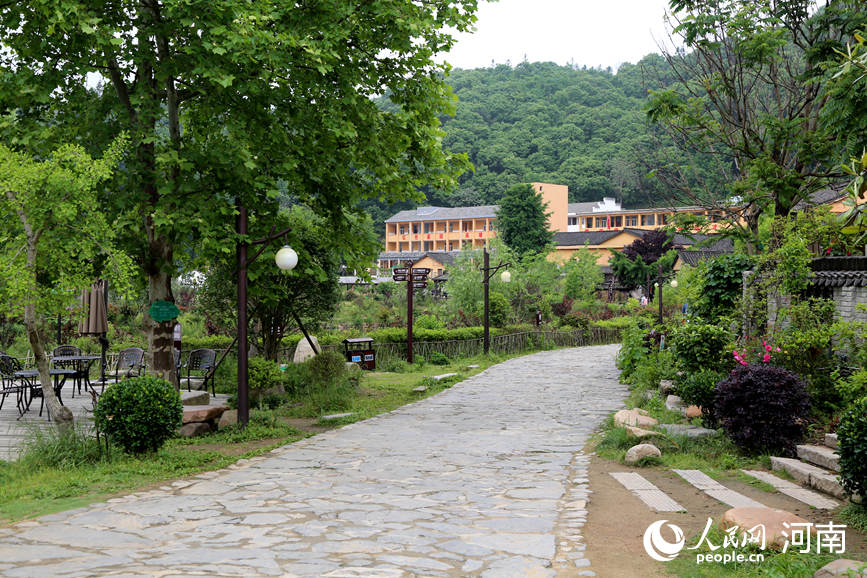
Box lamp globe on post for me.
[670,279,678,288]
[500,270,511,283]
[275,246,298,271]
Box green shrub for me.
[184,335,234,350]
[488,291,510,328]
[616,319,650,380]
[670,322,732,374]
[416,313,444,330]
[306,350,350,383]
[94,376,184,454]
[429,351,450,366]
[248,357,284,392]
[714,364,810,455]
[838,369,867,406]
[677,370,725,428]
[838,397,867,500]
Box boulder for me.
[218,409,238,429]
[719,507,814,551]
[412,385,428,393]
[182,404,229,424]
[345,362,362,373]
[178,422,212,438]
[613,408,659,428]
[813,559,867,577]
[625,443,661,465]
[658,380,675,394]
[685,405,702,419]
[293,336,320,363]
[665,394,685,412]
[625,426,663,439]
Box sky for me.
[442,0,676,72]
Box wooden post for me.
[406,262,414,363]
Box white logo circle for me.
[643,520,685,562]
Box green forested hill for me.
[364,56,719,234]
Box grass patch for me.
[842,503,867,534]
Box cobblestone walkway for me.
[0,344,626,577]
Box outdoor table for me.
[14,368,76,418]
[51,355,101,396]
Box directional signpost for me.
[392,263,431,363]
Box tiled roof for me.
[676,250,732,267]
[567,202,599,214]
[809,256,867,287]
[377,251,461,265]
[553,230,626,246]
[385,205,499,223]
[792,182,850,212]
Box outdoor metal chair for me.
[51,344,86,397]
[182,348,217,394]
[90,347,144,393]
[0,354,26,417]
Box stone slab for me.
[320,413,354,421]
[674,469,764,508]
[824,433,838,449]
[796,444,840,472]
[665,394,684,412]
[741,470,839,510]
[657,424,716,438]
[432,373,457,381]
[813,559,867,577]
[182,404,229,424]
[770,457,845,499]
[610,472,684,512]
[180,390,210,406]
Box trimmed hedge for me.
[94,376,183,454]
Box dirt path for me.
[584,451,867,577]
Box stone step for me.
[770,456,845,500]
[825,433,838,449]
[796,444,839,472]
[180,390,210,406]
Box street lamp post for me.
[481,247,511,355]
[236,204,296,428]
[654,262,678,325]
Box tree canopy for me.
[496,183,552,256]
[0,0,479,378]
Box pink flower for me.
[762,353,771,363]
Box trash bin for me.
[343,337,375,370]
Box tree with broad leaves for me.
[0,137,132,427]
[611,230,675,297]
[198,205,353,362]
[646,0,867,249]
[0,0,477,384]
[496,183,553,256]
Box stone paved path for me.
[0,344,626,577]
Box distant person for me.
[640,295,648,307]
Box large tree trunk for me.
[145,233,178,387]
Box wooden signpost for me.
[393,264,430,363]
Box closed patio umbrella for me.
[78,280,109,382]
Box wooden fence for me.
[287,326,621,367]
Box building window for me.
[568,217,577,226]
[424,222,433,234]
[424,241,432,251]
[463,222,472,232]
[659,213,669,225]
[399,225,407,235]
[641,214,655,226]
[625,215,637,226]
[595,216,608,228]
[584,217,593,228]
[611,216,622,228]
[412,224,419,234]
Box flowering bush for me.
[732,337,781,366]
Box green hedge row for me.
[280,324,544,349]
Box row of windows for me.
[395,222,492,235]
